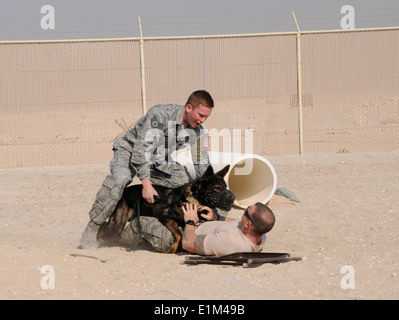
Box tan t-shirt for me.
[195,221,266,256]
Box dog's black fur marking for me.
[97,165,235,253]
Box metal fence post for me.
[202,37,206,90]
[292,12,304,155]
[138,16,147,115]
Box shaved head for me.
[252,202,275,235]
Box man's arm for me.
[130,106,166,203]
[141,178,158,204]
[131,110,162,179]
[181,203,209,255]
[181,203,234,255]
[182,224,207,255]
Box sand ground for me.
[0,151,398,300]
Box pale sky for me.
[0,0,398,40]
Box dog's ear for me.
[216,165,230,178]
[200,165,214,179]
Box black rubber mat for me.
[181,252,302,268]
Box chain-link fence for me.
[301,28,399,154]
[1,27,398,168]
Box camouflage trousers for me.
[120,216,174,253]
[88,148,136,225]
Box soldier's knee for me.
[110,148,135,183]
[111,165,133,185]
[88,174,131,224]
[139,217,174,253]
[105,174,131,195]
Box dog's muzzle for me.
[208,189,236,211]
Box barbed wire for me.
[0,7,398,39]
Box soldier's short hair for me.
[252,202,275,235]
[185,90,214,108]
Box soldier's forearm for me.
[141,178,152,187]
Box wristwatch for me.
[185,220,196,226]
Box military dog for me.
[97,165,236,253]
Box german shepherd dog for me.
[97,165,236,253]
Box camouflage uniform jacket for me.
[113,104,210,188]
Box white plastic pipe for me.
[208,152,277,209]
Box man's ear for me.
[216,165,230,178]
[185,103,193,112]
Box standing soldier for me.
[80,90,214,250]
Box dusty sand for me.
[0,151,398,300]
